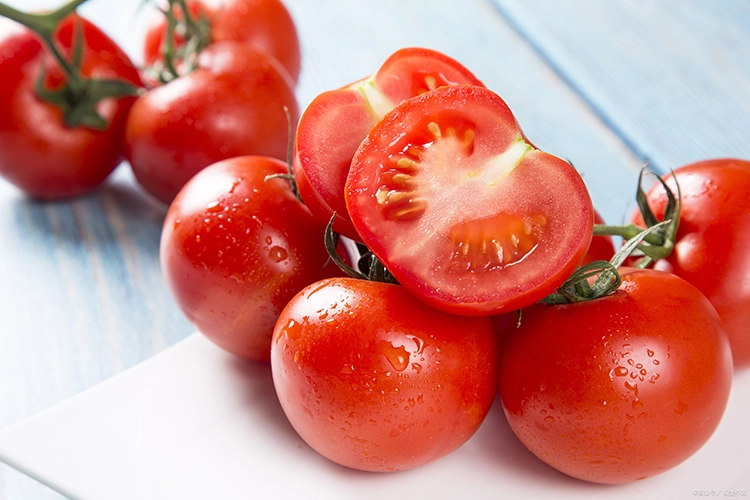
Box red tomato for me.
[142,0,300,84]
[126,41,298,204]
[581,209,616,266]
[0,15,141,199]
[345,84,593,316]
[499,268,733,484]
[632,158,750,370]
[294,47,484,240]
[271,277,499,471]
[160,156,339,362]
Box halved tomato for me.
[345,84,593,315]
[294,47,483,240]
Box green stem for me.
[593,222,664,245]
[0,0,89,87]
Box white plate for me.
[0,333,748,500]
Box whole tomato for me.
[632,159,750,369]
[0,13,141,199]
[142,0,300,84]
[126,41,298,204]
[160,155,339,362]
[499,268,733,484]
[271,277,499,471]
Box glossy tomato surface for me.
[633,158,750,370]
[0,15,141,199]
[271,277,499,471]
[346,84,593,315]
[294,47,484,240]
[142,0,300,83]
[581,209,616,266]
[160,156,338,362]
[126,41,297,204]
[499,268,733,484]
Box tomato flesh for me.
[498,268,733,484]
[346,85,593,315]
[294,47,484,240]
[271,277,499,471]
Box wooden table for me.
[1,1,749,498]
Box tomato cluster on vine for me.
[1,0,747,487]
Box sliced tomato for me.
[294,47,483,240]
[346,85,593,316]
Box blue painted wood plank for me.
[490,0,750,173]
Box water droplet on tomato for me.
[206,201,221,212]
[268,246,288,263]
[624,381,639,395]
[612,366,629,377]
[280,318,303,341]
[377,341,409,371]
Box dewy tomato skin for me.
[498,268,733,484]
[633,158,750,370]
[160,156,339,362]
[271,278,499,472]
[0,16,142,199]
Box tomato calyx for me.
[0,0,142,129]
[542,221,669,304]
[146,0,212,84]
[324,215,398,284]
[594,168,681,268]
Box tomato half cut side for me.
[294,47,483,240]
[346,84,593,316]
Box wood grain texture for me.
[0,0,745,497]
[491,0,750,173]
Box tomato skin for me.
[0,16,142,199]
[160,156,338,362]
[294,48,484,240]
[143,0,300,84]
[581,210,616,266]
[346,84,593,316]
[126,41,298,204]
[271,277,499,471]
[632,159,750,370]
[499,268,733,484]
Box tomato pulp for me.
[294,47,484,240]
[346,84,593,315]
